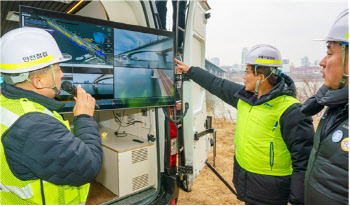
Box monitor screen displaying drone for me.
[20,6,175,111]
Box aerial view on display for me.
[114,28,174,100]
[22,13,114,67]
[59,67,114,100]
[22,11,115,101]
[21,7,175,109]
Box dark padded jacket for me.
[186,67,314,204]
[301,85,349,205]
[1,83,103,186]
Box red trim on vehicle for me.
[169,107,178,168]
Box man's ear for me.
[257,73,265,81]
[31,75,46,89]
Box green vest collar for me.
[1,83,65,111]
[234,74,297,106]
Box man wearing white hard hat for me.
[301,9,348,205]
[0,27,102,204]
[175,44,314,204]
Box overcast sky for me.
[167,0,348,67]
[114,28,158,54]
[205,0,348,67]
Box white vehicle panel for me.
[182,0,211,189]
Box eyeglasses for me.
[244,70,262,75]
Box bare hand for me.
[176,101,182,111]
[287,202,292,205]
[174,58,190,74]
[73,84,96,117]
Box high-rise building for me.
[242,47,249,64]
[301,56,310,66]
[282,59,290,73]
[314,60,320,66]
[210,57,220,66]
[282,59,289,64]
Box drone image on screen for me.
[114,28,174,100]
[23,14,114,67]
[20,6,175,110]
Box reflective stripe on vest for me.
[0,107,19,128]
[0,95,89,205]
[0,106,54,128]
[235,95,300,176]
[0,182,33,199]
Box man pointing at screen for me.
[0,27,102,205]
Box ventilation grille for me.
[132,148,148,164]
[132,174,149,191]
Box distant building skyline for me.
[291,66,321,74]
[205,1,347,67]
[282,59,289,64]
[314,60,320,66]
[210,57,221,66]
[301,56,310,67]
[241,47,249,65]
[210,50,321,74]
[282,59,291,73]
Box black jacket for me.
[186,67,314,204]
[1,83,103,186]
[302,85,349,205]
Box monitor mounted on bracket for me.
[19,6,175,112]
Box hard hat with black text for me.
[0,27,71,84]
[245,44,283,99]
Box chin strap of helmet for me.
[253,65,260,101]
[21,65,61,97]
[253,65,277,101]
[339,42,349,89]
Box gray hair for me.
[2,65,51,85]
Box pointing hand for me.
[174,58,190,74]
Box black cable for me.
[115,110,126,136]
[115,131,127,137]
[113,110,143,127]
[113,110,143,137]
[162,102,189,123]
[112,110,123,123]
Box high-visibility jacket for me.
[0,96,90,205]
[235,95,300,176]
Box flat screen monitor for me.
[19,6,175,111]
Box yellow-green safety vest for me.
[235,95,300,176]
[0,95,90,205]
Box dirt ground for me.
[177,118,244,205]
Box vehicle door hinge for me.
[172,166,193,175]
[194,128,215,141]
[176,73,190,81]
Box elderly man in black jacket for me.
[0,27,102,204]
[301,9,349,205]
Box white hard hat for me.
[245,44,283,68]
[316,9,349,43]
[0,27,71,74]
